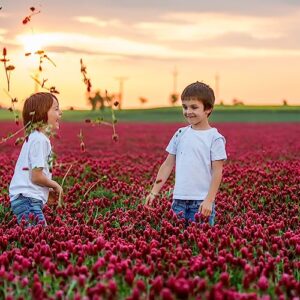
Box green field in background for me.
[0,105,299,122]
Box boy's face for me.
[182,98,212,126]
[47,98,62,131]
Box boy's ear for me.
[205,107,213,115]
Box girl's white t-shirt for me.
[166,126,227,200]
[9,130,52,204]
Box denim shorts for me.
[10,194,46,226]
[171,199,216,226]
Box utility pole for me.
[115,76,128,110]
[172,66,178,94]
[215,72,220,103]
[169,66,178,105]
[169,66,179,106]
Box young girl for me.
[9,92,63,226]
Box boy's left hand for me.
[199,199,213,217]
[145,193,155,207]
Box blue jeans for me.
[171,199,216,226]
[10,194,46,226]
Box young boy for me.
[145,81,227,226]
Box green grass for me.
[1,105,300,123]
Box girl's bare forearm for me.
[31,173,58,189]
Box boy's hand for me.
[145,193,156,207]
[199,199,213,217]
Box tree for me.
[169,93,179,106]
[95,91,105,110]
[232,98,244,106]
[87,90,104,111]
[87,93,98,111]
[139,97,148,105]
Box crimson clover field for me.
[0,122,299,300]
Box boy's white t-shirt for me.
[166,126,227,200]
[9,130,52,204]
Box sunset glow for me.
[0,1,300,108]
[18,34,44,54]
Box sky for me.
[1,0,300,109]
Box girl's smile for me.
[47,98,62,131]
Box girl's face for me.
[47,98,62,131]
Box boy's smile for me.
[182,99,212,130]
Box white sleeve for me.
[211,136,227,161]
[29,140,48,169]
[166,130,180,155]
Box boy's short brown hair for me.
[22,92,58,126]
[181,81,215,112]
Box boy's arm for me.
[31,168,63,194]
[200,160,224,216]
[145,154,175,206]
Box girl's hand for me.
[48,188,58,205]
[199,199,213,217]
[53,182,63,195]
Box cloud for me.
[0,28,8,42]
[0,12,10,18]
[67,0,300,18]
[134,12,286,42]
[50,11,300,52]
[12,7,300,61]
[45,45,132,61]
[44,46,195,62]
[69,0,300,18]
[0,28,7,34]
[14,31,300,61]
[74,16,122,28]
[15,32,184,59]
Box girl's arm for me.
[31,168,63,194]
[145,154,175,206]
[200,160,224,216]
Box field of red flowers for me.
[0,121,299,300]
